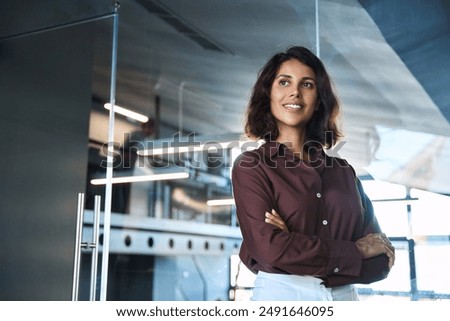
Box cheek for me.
[270,91,282,109]
[269,90,277,111]
[309,91,318,105]
[270,88,284,105]
[269,102,276,117]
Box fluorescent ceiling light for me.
[206,198,235,206]
[90,172,189,185]
[137,133,261,157]
[139,141,239,156]
[104,103,149,123]
[371,197,418,203]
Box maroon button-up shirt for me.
[232,141,389,287]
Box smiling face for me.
[270,59,318,135]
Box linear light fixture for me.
[104,103,149,123]
[139,141,235,156]
[137,133,260,157]
[90,172,189,185]
[371,197,419,203]
[206,198,235,206]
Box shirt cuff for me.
[325,239,363,277]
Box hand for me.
[356,233,395,270]
[265,209,289,232]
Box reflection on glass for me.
[81,0,450,301]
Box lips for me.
[283,103,303,110]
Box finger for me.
[265,212,288,232]
[386,250,395,265]
[382,241,395,255]
[265,212,282,227]
[385,247,395,269]
[271,209,281,218]
[382,237,395,253]
[265,218,284,231]
[266,211,283,225]
[387,242,395,253]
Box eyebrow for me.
[275,74,316,81]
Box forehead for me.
[276,59,316,78]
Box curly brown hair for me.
[244,46,342,149]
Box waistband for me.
[253,271,358,301]
[257,271,325,286]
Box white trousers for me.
[251,272,359,301]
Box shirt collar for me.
[261,140,326,173]
[261,140,285,158]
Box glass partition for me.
[83,0,450,301]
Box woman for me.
[231,46,395,301]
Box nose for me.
[290,89,301,98]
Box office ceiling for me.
[2,0,448,193]
[88,0,450,194]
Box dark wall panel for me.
[0,19,97,300]
[0,0,114,39]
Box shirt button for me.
[316,192,322,198]
[333,267,339,273]
[322,220,328,226]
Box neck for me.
[276,127,306,156]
